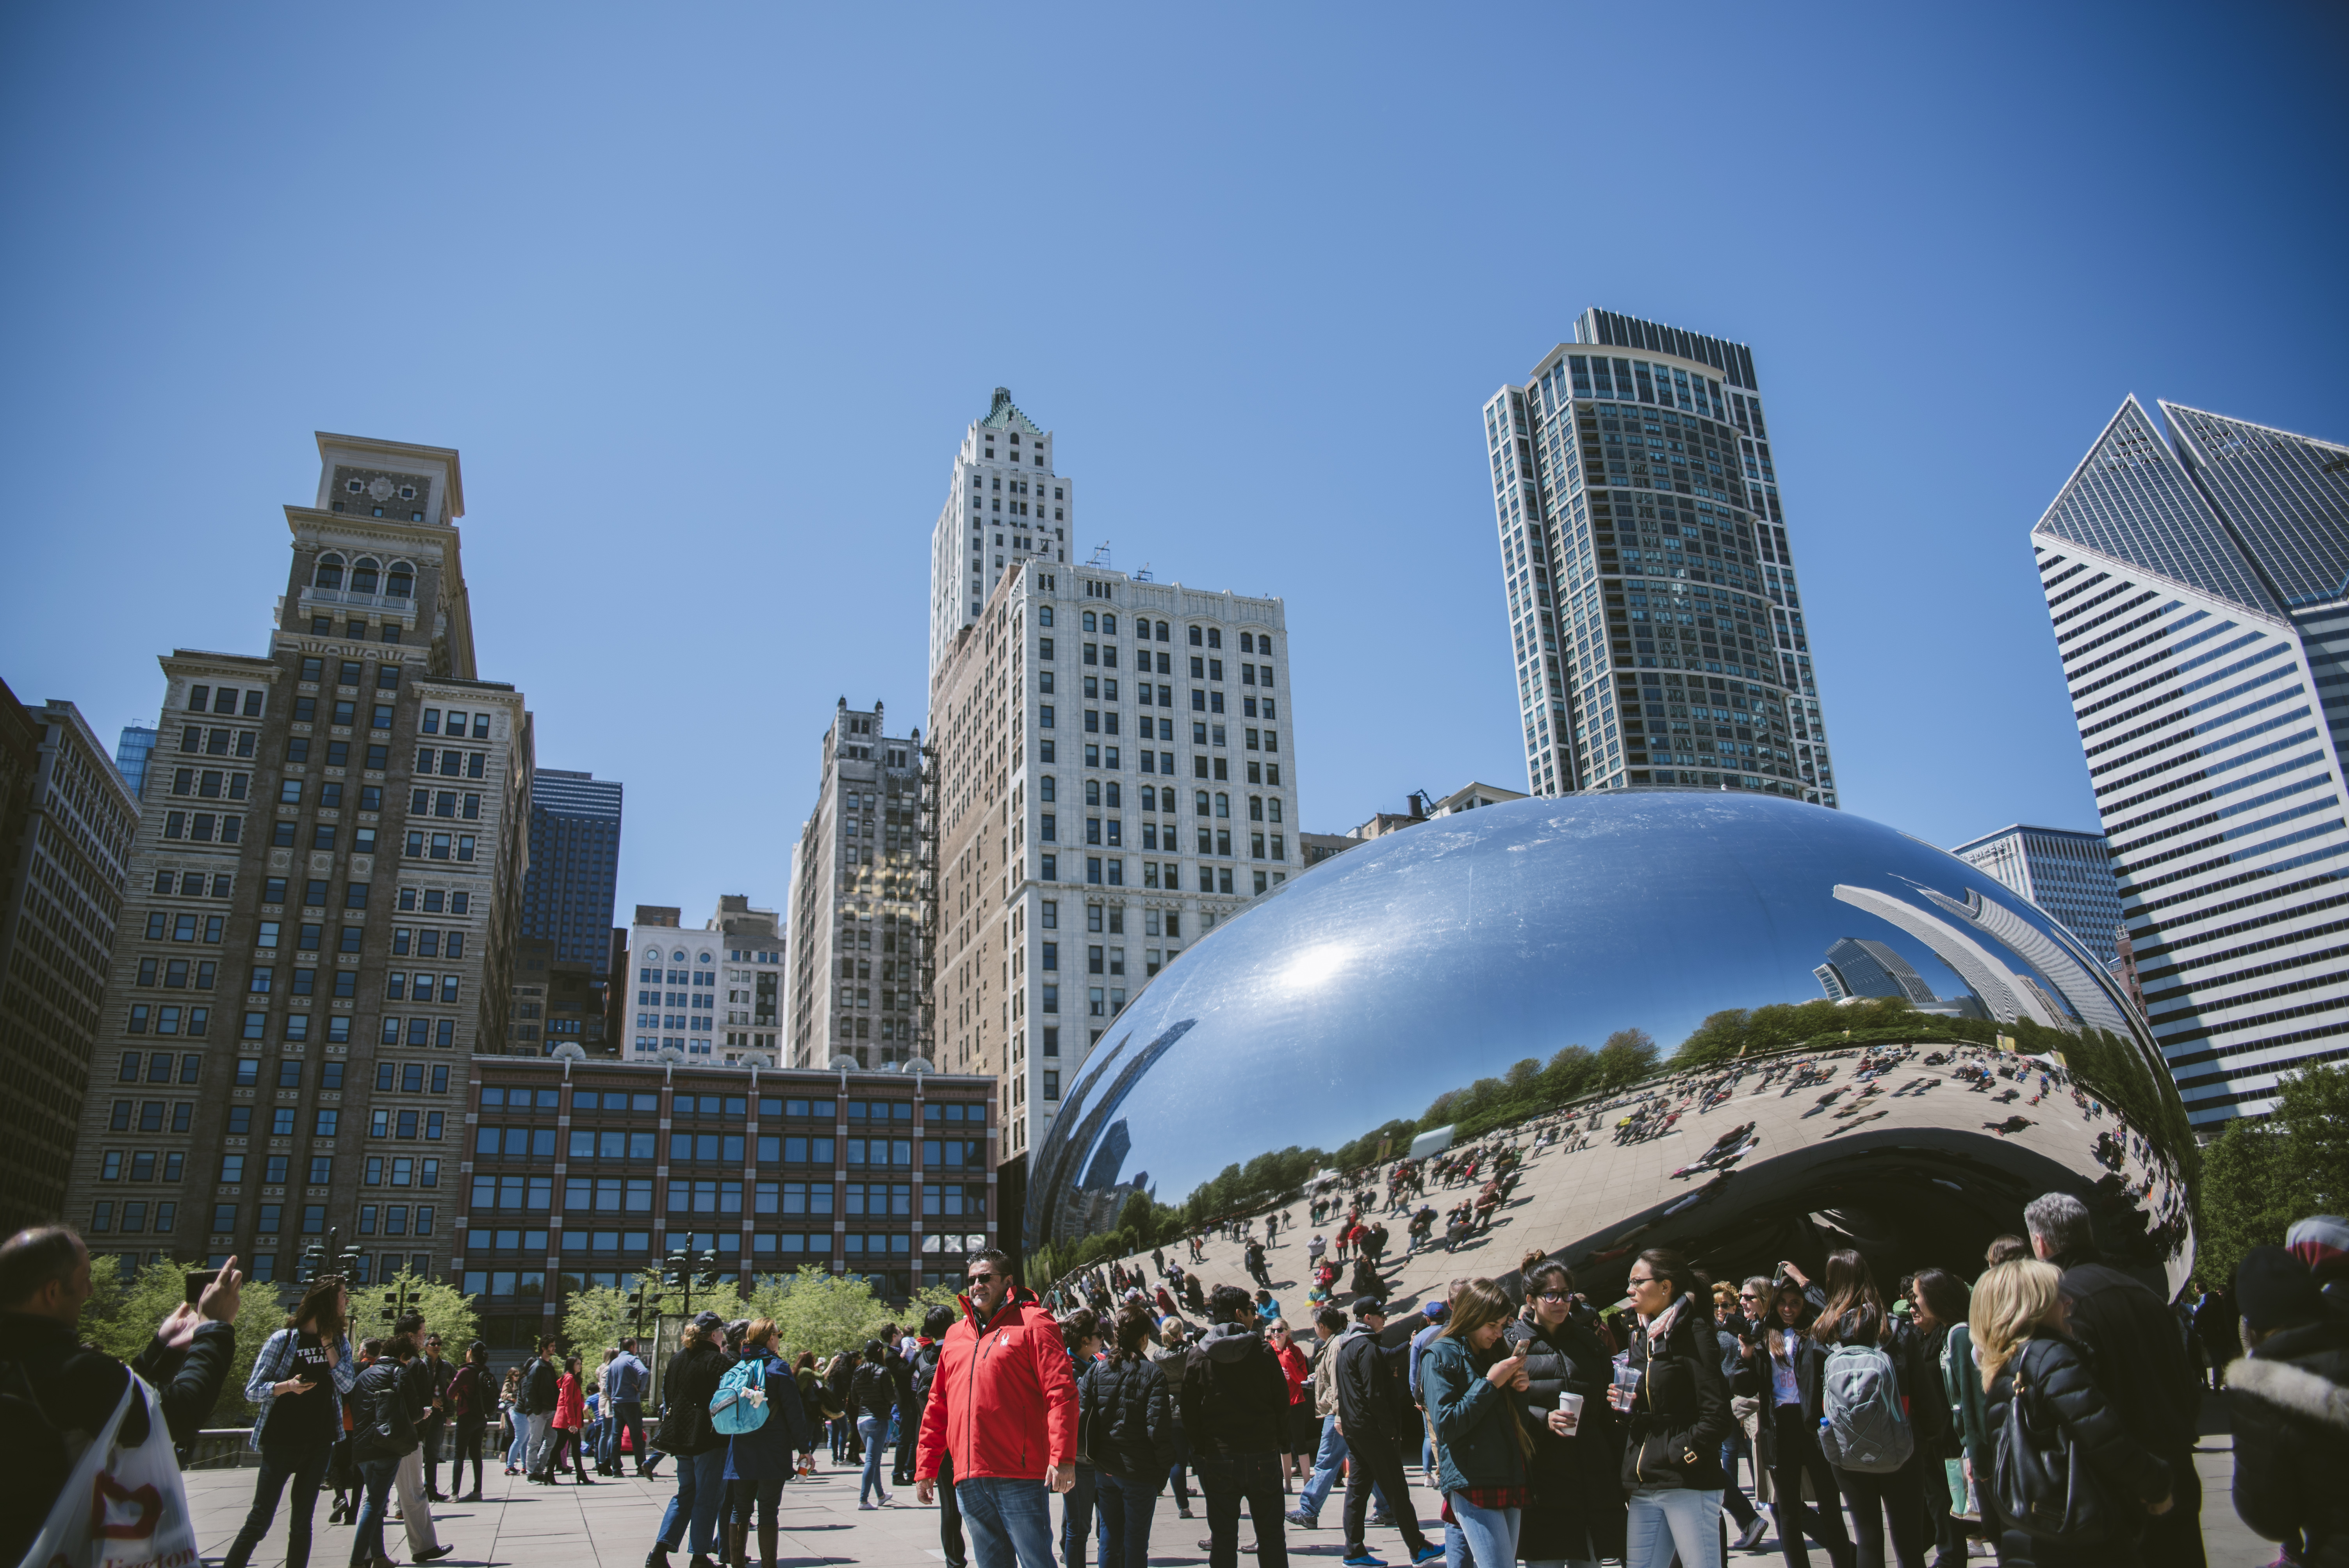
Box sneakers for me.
[1736,1516,1771,1551]
[1412,1548,1445,1565]
[1178,1507,1195,1519]
[1342,1555,1387,1567]
[414,1548,455,1562]
[857,1502,879,1511]
[1285,1512,1317,1529]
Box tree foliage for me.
[75,1256,288,1424]
[354,1266,481,1355]
[2194,1063,2349,1288]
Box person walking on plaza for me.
[1617,1248,1733,1568]
[1738,1278,1852,1568]
[915,1248,1081,1568]
[1905,1268,1978,1568]
[1506,1260,1628,1568]
[852,1337,898,1508]
[1289,1305,1391,1529]
[1419,1278,1535,1568]
[417,1333,454,1501]
[1183,1284,1301,1568]
[888,1329,920,1488]
[911,1306,971,1567]
[2025,1192,2203,1568]
[446,1341,491,1502]
[348,1331,421,1568]
[722,1316,813,1568]
[389,1313,454,1561]
[1806,1249,1943,1568]
[1155,1315,1200,1520]
[1333,1296,1441,1568]
[552,1353,596,1483]
[1268,1319,1315,1488]
[649,1313,734,1568]
[2221,1246,2349,1568]
[223,1274,356,1568]
[1086,1303,1177,1568]
[1059,1309,1104,1564]
[520,1335,562,1481]
[606,1335,652,1477]
[1972,1258,2173,1568]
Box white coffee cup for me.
[1558,1390,1584,1434]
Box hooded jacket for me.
[1082,1352,1176,1481]
[1179,1320,1290,1456]
[913,1285,1079,1483]
[2224,1318,2349,1568]
[1334,1324,1409,1443]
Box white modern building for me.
[624,897,785,1064]
[1950,825,2126,969]
[929,388,1074,681]
[1481,308,1835,804]
[930,557,1301,1162]
[2033,396,2349,1124]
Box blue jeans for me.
[603,1400,646,1471]
[957,1475,1056,1568]
[1061,1463,1096,1568]
[506,1415,530,1468]
[1446,1492,1522,1568]
[348,1458,398,1568]
[656,1448,728,1556]
[859,1416,890,1503]
[1626,1486,1723,1568]
[1094,1471,1159,1568]
[1719,1433,1759,1528]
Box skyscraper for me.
[1814,937,1939,1006]
[520,768,622,965]
[0,684,139,1235]
[1950,825,2126,969]
[59,433,536,1285]
[929,389,1074,680]
[116,725,159,799]
[784,700,926,1069]
[1481,308,1836,804]
[2034,397,2349,1124]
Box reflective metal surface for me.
[1028,793,2195,1297]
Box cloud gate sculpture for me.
[1025,794,2194,1303]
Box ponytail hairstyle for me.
[1111,1303,1155,1363]
[1634,1247,1711,1324]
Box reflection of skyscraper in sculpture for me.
[1061,1118,1137,1236]
[1815,938,1939,1004]
[1833,885,2063,1027]
[1917,884,2137,1040]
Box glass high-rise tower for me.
[520,769,622,966]
[1482,308,1836,803]
[2034,397,2349,1124]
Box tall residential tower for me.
[1950,825,2126,969]
[1482,309,1835,803]
[929,390,1074,680]
[2034,397,2349,1124]
[520,769,621,967]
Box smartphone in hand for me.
[185,1270,221,1306]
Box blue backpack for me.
[711,1357,770,1436]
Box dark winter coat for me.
[2224,1318,2349,1568]
[2054,1257,2199,1458]
[1736,1324,1830,1448]
[1620,1297,1733,1492]
[0,1310,237,1568]
[1984,1331,2170,1543]
[852,1360,896,1425]
[655,1342,730,1456]
[1813,1306,1952,1458]
[1333,1326,1412,1444]
[349,1356,417,1464]
[1179,1321,1290,1456]
[1420,1333,1528,1495]
[1506,1315,1627,1562]
[1083,1352,1175,1482]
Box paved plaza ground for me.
[180,1415,2267,1568]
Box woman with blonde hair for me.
[1420,1277,1536,1568]
[1972,1260,2173,1567]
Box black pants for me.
[2140,1451,2204,1568]
[223,1438,331,1568]
[1833,1456,1926,1568]
[1197,1451,1291,1568]
[453,1417,487,1497]
[893,1411,916,1486]
[729,1475,785,1532]
[419,1419,446,1497]
[1768,1409,1853,1568]
[1340,1431,1429,1557]
[938,1449,968,1567]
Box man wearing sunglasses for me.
[915,1250,1079,1568]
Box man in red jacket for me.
[915,1249,1078,1568]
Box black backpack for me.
[1993,1341,2114,1543]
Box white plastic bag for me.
[19,1371,200,1568]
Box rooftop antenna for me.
[1087,542,1113,568]
[1132,561,1155,582]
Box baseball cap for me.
[1353,1297,1387,1320]
[1420,1301,1448,1320]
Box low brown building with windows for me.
[458,1056,998,1352]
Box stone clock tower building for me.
[59,433,535,1288]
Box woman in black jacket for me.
[649,1318,734,1568]
[1807,1249,1943,1568]
[1974,1259,2171,1568]
[1506,1260,1627,1567]
[1736,1281,1852,1568]
[1085,1304,1176,1568]
[1615,1247,1734,1568]
[850,1339,897,1509]
[346,1333,416,1568]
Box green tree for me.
[356,1266,481,1355]
[75,1255,288,1424]
[748,1268,894,1361]
[2196,1118,2296,1291]
[2275,1058,2349,1215]
[1596,1028,1659,1089]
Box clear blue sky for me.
[4,4,2343,928]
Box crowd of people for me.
[7,1183,2349,1568]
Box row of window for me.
[1039,609,1268,656]
[472,1172,986,1217]
[475,1126,983,1167]
[186,685,266,716]
[291,697,396,729]
[178,724,256,759]
[1040,644,1277,687]
[1035,856,1280,896]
